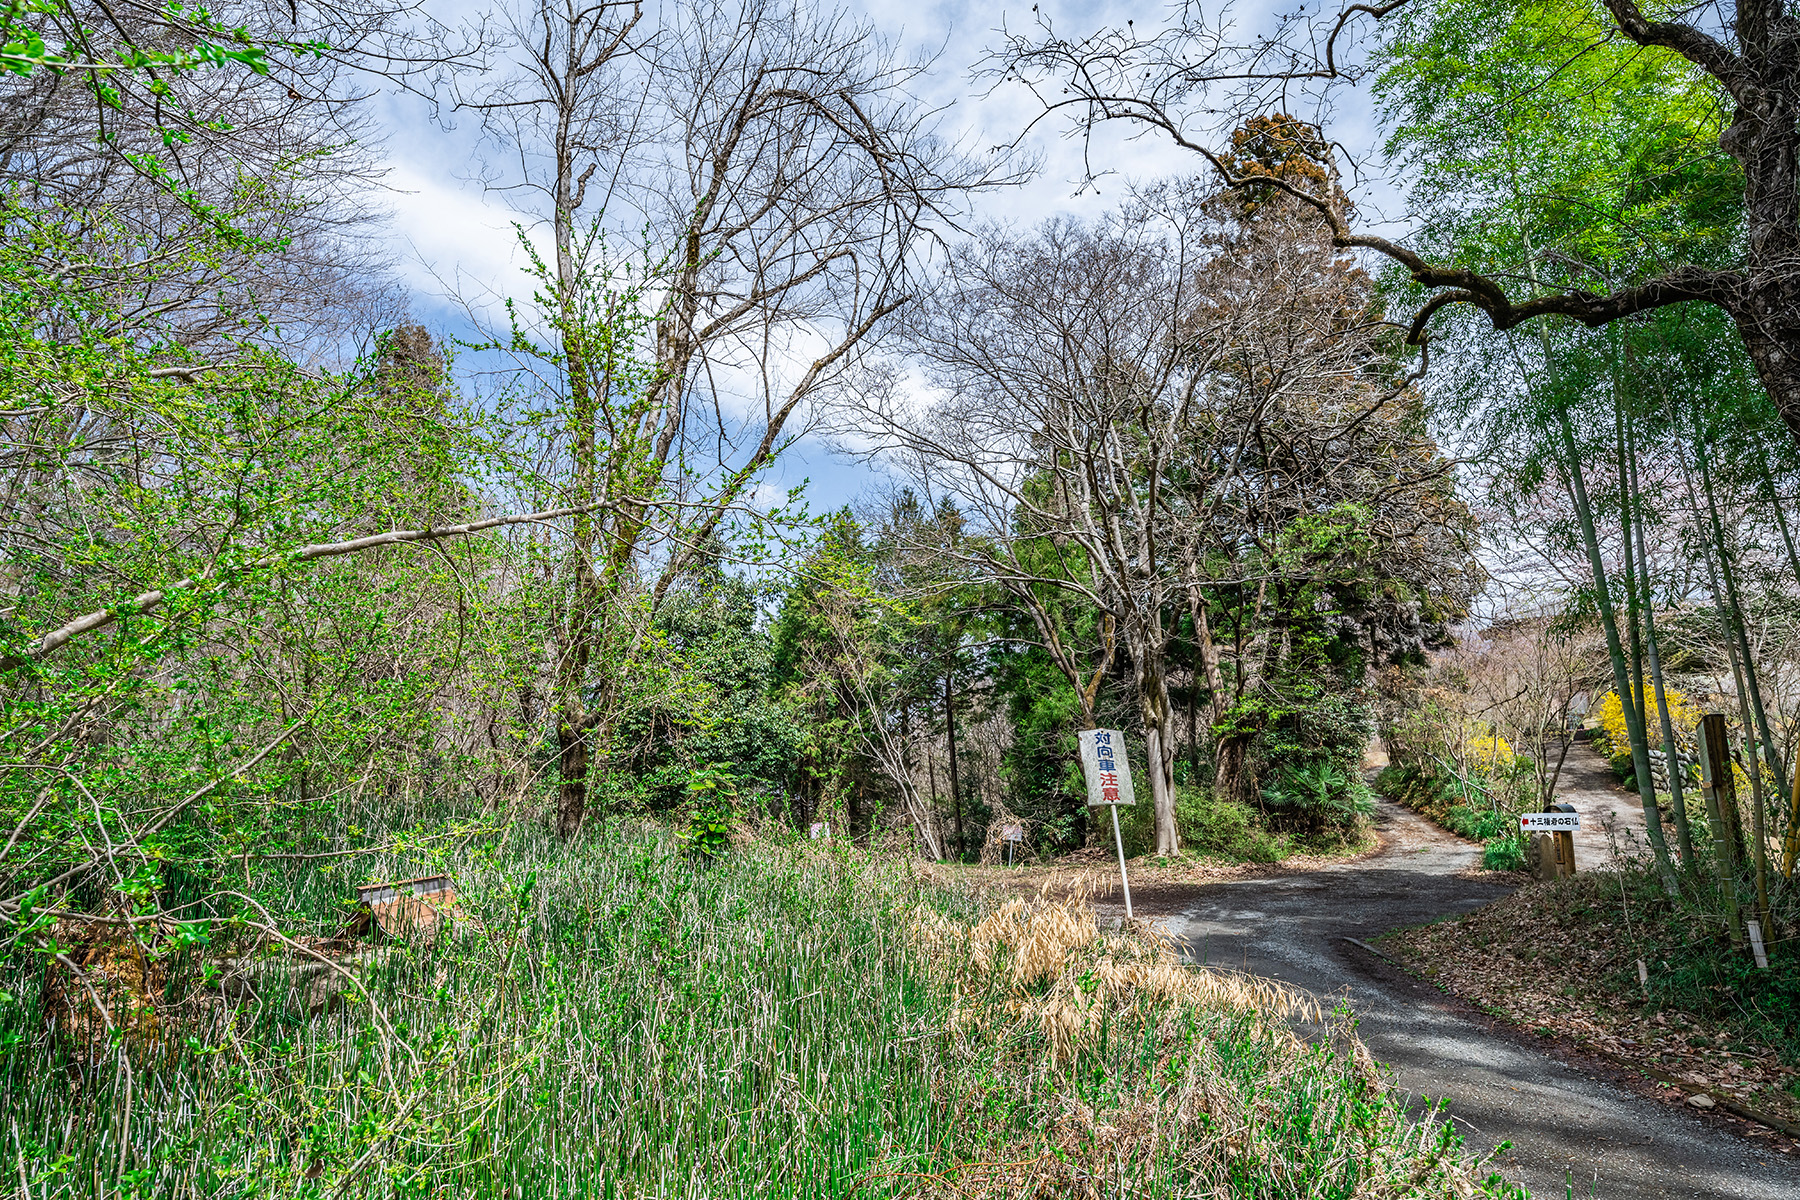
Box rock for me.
[1686,1093,1716,1109]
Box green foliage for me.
[1177,788,1286,863]
[767,511,907,830]
[612,572,806,807]
[1481,836,1528,872]
[677,762,738,865]
[1376,0,1739,283]
[2,1,334,232]
[990,632,1090,851]
[1260,761,1375,837]
[0,200,494,965]
[1443,804,1516,843]
[1441,803,1531,872]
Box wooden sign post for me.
[1521,807,1579,879]
[1697,714,1746,950]
[1078,729,1136,920]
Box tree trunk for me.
[555,719,588,839]
[1697,433,1787,791]
[1185,630,1201,787]
[1620,395,1656,788]
[1191,596,1228,723]
[945,671,963,860]
[1214,732,1250,804]
[1629,419,1695,868]
[1131,633,1181,856]
[1556,406,1678,888]
[549,63,604,842]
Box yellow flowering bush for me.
[1465,732,1515,773]
[1594,686,1701,752]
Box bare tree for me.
[0,0,463,353]
[992,2,1800,457]
[853,179,1475,850]
[459,0,1003,837]
[853,193,1240,854]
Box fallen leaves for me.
[1380,871,1800,1148]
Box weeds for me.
[1,825,1517,1197]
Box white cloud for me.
[371,0,1410,512]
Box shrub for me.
[677,761,739,865]
[1261,760,1374,836]
[1594,687,1702,754]
[1373,762,1452,813]
[1177,789,1285,863]
[1481,835,1527,872]
[1443,804,1514,843]
[1465,733,1514,773]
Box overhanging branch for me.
[0,501,619,672]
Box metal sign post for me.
[1001,823,1024,867]
[1078,729,1136,920]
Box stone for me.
[1686,1093,1716,1109]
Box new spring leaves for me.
[1079,730,1136,807]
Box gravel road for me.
[1105,788,1800,1198]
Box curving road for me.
[1104,795,1800,1198]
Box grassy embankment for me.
[2,823,1518,1198]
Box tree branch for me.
[0,501,618,671]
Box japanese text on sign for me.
[1519,812,1580,831]
[1077,729,1136,807]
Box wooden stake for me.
[1742,738,1773,935]
[1699,715,1745,949]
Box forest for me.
[2,0,1798,1194]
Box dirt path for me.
[1102,797,1800,1198]
[1550,740,1655,867]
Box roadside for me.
[1381,872,1800,1129]
[1100,796,1800,1199]
[1379,740,1800,1131]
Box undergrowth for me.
[0,824,1520,1198]
[1118,784,1370,864]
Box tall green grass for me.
[1,823,1519,1198]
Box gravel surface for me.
[1548,740,1654,867]
[1103,794,1800,1198]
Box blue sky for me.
[366,0,1397,519]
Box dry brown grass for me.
[895,883,1511,1199]
[912,882,1318,1064]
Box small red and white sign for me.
[1520,812,1581,831]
